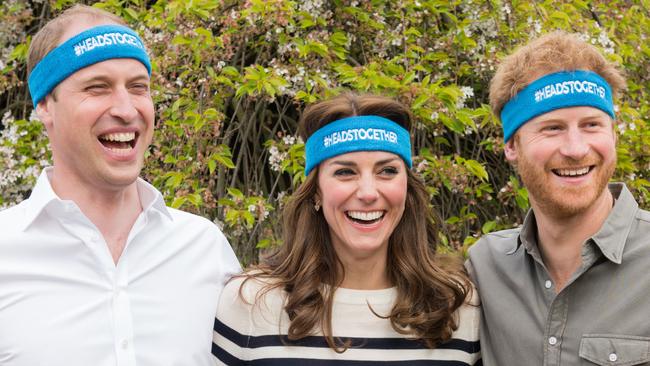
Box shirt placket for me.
[112,212,148,366]
[61,209,136,366]
[111,258,136,366]
[543,289,569,366]
[64,207,137,366]
[541,241,598,366]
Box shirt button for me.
[609,353,618,362]
[544,280,552,289]
[121,339,129,349]
[548,336,558,345]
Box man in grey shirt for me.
[467,31,650,365]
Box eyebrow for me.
[80,73,150,85]
[329,157,400,167]
[537,113,608,124]
[127,74,151,83]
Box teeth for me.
[347,211,384,221]
[106,147,133,155]
[556,167,590,177]
[100,132,135,142]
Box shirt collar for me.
[21,167,172,231]
[591,183,637,264]
[136,176,173,221]
[21,168,59,231]
[514,210,543,262]
[514,183,637,265]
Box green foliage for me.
[0,112,50,208]
[1,0,650,264]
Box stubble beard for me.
[516,152,616,219]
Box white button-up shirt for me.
[0,169,241,366]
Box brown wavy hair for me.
[242,92,470,350]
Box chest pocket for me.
[579,334,650,366]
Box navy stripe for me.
[212,342,245,366]
[246,358,472,366]
[214,317,480,353]
[214,317,250,348]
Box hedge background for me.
[1,0,649,264]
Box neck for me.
[338,254,391,290]
[532,187,613,292]
[49,167,143,264]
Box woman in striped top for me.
[213,93,481,365]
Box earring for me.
[314,199,321,212]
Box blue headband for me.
[500,70,615,142]
[304,115,412,176]
[28,25,151,107]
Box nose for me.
[109,87,139,123]
[558,127,590,160]
[356,174,379,202]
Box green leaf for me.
[445,216,460,225]
[123,7,139,21]
[164,172,185,188]
[170,196,187,209]
[221,66,241,78]
[482,221,497,234]
[208,160,217,174]
[227,188,244,199]
[9,44,28,62]
[412,94,430,110]
[463,159,488,181]
[256,238,272,248]
[439,114,464,134]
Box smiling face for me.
[317,150,408,267]
[505,106,616,218]
[36,21,154,193]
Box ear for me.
[503,137,518,163]
[35,95,54,129]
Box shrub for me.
[1,0,648,264]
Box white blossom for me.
[268,145,288,172]
[597,30,615,54]
[456,86,475,109]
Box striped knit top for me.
[212,277,481,365]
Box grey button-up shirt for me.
[467,183,650,366]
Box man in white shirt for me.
[0,5,240,365]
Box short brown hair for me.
[489,31,626,120]
[27,4,126,75]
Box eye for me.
[584,120,602,128]
[85,84,109,93]
[130,83,150,93]
[541,124,562,132]
[379,166,399,176]
[333,168,355,177]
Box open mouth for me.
[346,210,385,225]
[98,132,137,153]
[551,166,593,178]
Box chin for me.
[540,189,603,218]
[102,170,142,188]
